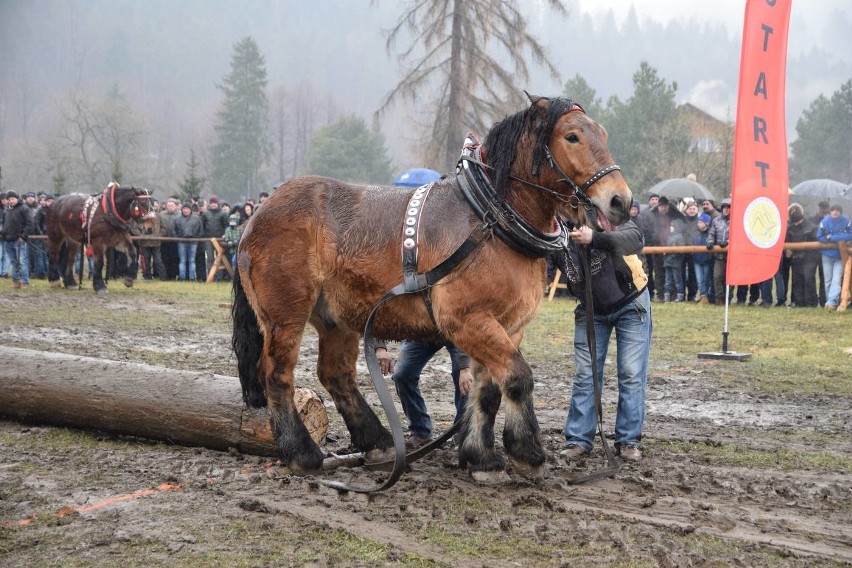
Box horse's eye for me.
[566,133,580,144]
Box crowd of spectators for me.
[634,193,852,311]
[4,184,852,309]
[0,188,271,286]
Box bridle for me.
[101,183,151,230]
[524,103,621,211]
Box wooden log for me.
[0,346,327,457]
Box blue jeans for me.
[565,288,652,451]
[0,243,9,276]
[392,340,468,439]
[694,261,713,299]
[664,264,683,297]
[759,278,773,306]
[177,242,198,281]
[4,240,30,285]
[822,254,845,306]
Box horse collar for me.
[456,134,567,259]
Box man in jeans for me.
[1,191,34,289]
[389,341,473,447]
[555,217,651,462]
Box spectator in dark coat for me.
[1,191,34,288]
[174,202,203,281]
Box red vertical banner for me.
[727,0,792,285]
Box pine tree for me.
[306,115,392,184]
[178,149,206,202]
[789,80,852,184]
[210,37,270,203]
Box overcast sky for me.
[574,0,850,59]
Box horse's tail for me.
[231,261,268,408]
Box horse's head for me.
[131,187,153,218]
[520,94,632,231]
[105,183,153,222]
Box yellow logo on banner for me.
[742,197,782,249]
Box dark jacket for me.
[173,213,203,239]
[706,213,730,256]
[556,220,648,314]
[785,218,820,264]
[1,201,34,241]
[202,208,229,239]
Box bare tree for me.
[377,0,566,172]
[57,88,146,191]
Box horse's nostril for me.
[611,195,626,213]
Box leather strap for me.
[319,223,493,493]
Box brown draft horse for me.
[232,94,632,481]
[45,182,152,293]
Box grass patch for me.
[524,298,852,396]
[659,439,852,472]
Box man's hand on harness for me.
[569,225,594,245]
[375,347,395,375]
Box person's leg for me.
[802,258,819,306]
[189,243,198,281]
[652,254,666,300]
[392,341,441,439]
[177,243,187,281]
[565,305,612,453]
[825,256,843,307]
[4,242,18,284]
[673,263,684,301]
[16,240,29,285]
[759,279,773,307]
[141,247,152,279]
[713,258,726,304]
[613,289,652,449]
[152,247,166,279]
[685,255,697,301]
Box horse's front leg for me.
[91,245,107,293]
[453,315,545,482]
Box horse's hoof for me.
[364,447,395,463]
[123,278,134,288]
[95,288,108,295]
[509,459,545,481]
[470,469,511,484]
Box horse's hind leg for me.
[311,307,393,461]
[261,324,325,472]
[92,244,107,293]
[116,237,137,287]
[60,242,80,288]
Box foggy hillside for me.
[1,0,849,194]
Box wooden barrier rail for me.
[548,242,852,312]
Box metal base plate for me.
[698,351,752,361]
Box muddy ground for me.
[1,289,850,567]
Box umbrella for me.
[393,168,441,188]
[648,178,715,202]
[790,179,848,199]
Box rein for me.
[567,244,620,484]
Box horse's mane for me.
[483,97,578,198]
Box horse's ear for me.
[524,91,549,108]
